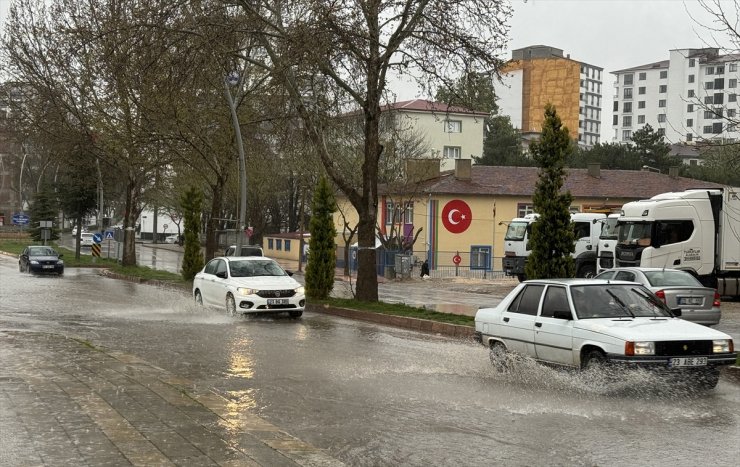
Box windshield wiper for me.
[605,289,635,318]
[631,287,669,318]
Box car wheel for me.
[582,349,607,371]
[194,290,203,306]
[289,310,303,319]
[578,264,597,279]
[694,368,720,390]
[225,294,237,317]
[489,341,509,372]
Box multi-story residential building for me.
[612,47,740,145]
[382,99,488,171]
[496,45,603,148]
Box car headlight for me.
[294,286,305,294]
[237,287,258,296]
[713,339,732,354]
[30,260,39,264]
[625,341,655,356]
[57,260,64,265]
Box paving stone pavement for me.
[0,330,343,467]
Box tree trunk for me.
[205,179,224,261]
[121,176,138,266]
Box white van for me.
[224,245,264,257]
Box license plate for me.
[678,297,703,306]
[267,298,288,305]
[42,265,54,269]
[669,357,707,367]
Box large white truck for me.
[502,212,606,281]
[615,188,740,297]
[595,213,620,274]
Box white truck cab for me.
[595,213,620,274]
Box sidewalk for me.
[0,330,343,466]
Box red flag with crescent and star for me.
[441,199,472,234]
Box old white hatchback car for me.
[193,256,305,318]
[475,279,736,389]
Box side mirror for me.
[670,307,682,317]
[285,270,294,276]
[216,271,227,279]
[553,309,573,320]
[58,254,64,258]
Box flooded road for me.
[1,257,739,466]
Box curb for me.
[306,303,475,340]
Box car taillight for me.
[713,291,721,307]
[654,289,666,303]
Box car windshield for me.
[229,259,286,277]
[643,270,702,287]
[570,284,673,319]
[617,221,652,246]
[504,221,529,241]
[599,217,619,240]
[29,247,56,256]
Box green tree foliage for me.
[180,186,204,281]
[305,177,337,300]
[475,115,530,166]
[568,142,643,170]
[435,72,499,113]
[28,186,59,243]
[631,124,681,172]
[681,143,740,186]
[55,150,99,258]
[525,104,575,280]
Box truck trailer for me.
[615,188,740,298]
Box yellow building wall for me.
[504,58,581,140]
[263,235,304,262]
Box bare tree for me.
[234,0,512,301]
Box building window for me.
[717,66,725,74]
[687,133,693,141]
[285,239,291,252]
[688,89,695,97]
[444,120,462,133]
[623,116,632,127]
[687,104,694,112]
[703,125,713,134]
[639,72,647,80]
[728,109,737,118]
[658,114,666,123]
[638,101,646,109]
[624,102,632,113]
[713,122,723,133]
[704,96,714,105]
[706,66,715,75]
[660,70,668,79]
[730,63,737,72]
[657,128,665,136]
[276,239,282,251]
[623,88,633,99]
[689,58,696,67]
[689,159,698,166]
[268,238,274,249]
[705,81,714,90]
[715,78,725,89]
[470,246,491,271]
[385,201,414,225]
[517,203,534,217]
[729,79,738,88]
[612,114,618,125]
[443,146,461,159]
[704,110,715,119]
[624,74,634,85]
[659,85,667,93]
[622,130,632,141]
[730,93,738,102]
[658,99,666,108]
[714,93,724,104]
[688,74,695,83]
[638,115,645,124]
[687,118,693,127]
[638,86,646,95]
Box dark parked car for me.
[19,246,64,275]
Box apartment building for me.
[496,45,603,148]
[382,99,488,171]
[612,47,740,145]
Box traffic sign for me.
[12,213,30,225]
[104,230,114,239]
[452,254,462,265]
[93,233,103,244]
[91,243,101,257]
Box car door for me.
[534,285,575,366]
[499,284,544,357]
[200,259,222,306]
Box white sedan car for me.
[193,256,305,318]
[475,279,736,389]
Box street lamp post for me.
[224,72,247,252]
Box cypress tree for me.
[180,186,204,281]
[305,177,337,299]
[28,187,59,243]
[525,104,575,280]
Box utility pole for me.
[225,72,247,252]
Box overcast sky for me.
[0,0,729,142]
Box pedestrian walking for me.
[420,259,430,278]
